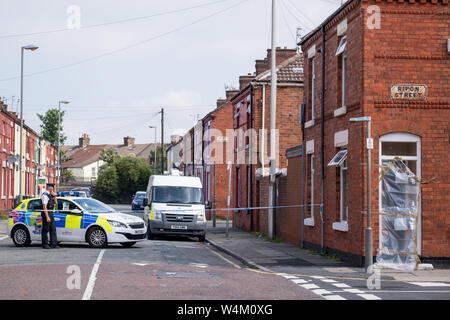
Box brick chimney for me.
[226,90,240,102]
[79,133,90,148]
[216,99,227,108]
[239,74,255,90]
[266,47,297,66]
[255,59,269,75]
[123,136,135,147]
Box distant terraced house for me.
[62,134,156,183]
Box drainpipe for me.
[300,104,306,248]
[320,25,326,254]
[249,86,254,232]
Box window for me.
[329,149,349,230]
[305,154,315,226]
[57,199,79,214]
[92,167,96,177]
[28,199,43,211]
[336,35,347,109]
[309,58,316,122]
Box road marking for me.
[343,288,365,294]
[332,283,351,288]
[310,276,325,279]
[311,289,332,295]
[282,275,299,280]
[82,249,105,300]
[0,236,8,241]
[408,282,450,287]
[323,295,346,300]
[299,284,320,290]
[206,246,242,269]
[320,278,337,283]
[357,293,382,300]
[132,263,148,266]
[292,279,309,284]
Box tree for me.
[149,146,166,175]
[99,149,119,168]
[94,154,152,203]
[37,108,67,145]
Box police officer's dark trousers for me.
[41,212,57,248]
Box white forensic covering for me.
[376,159,420,271]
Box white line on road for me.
[323,295,347,300]
[299,284,320,290]
[0,236,8,241]
[357,293,382,300]
[82,249,105,301]
[408,282,450,287]
[332,283,351,288]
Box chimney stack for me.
[266,47,297,66]
[79,133,90,148]
[216,99,227,108]
[255,59,270,75]
[239,74,255,90]
[226,90,240,102]
[123,136,135,147]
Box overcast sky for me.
[0,0,341,146]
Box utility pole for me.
[160,108,164,175]
[268,0,277,240]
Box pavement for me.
[205,220,450,285]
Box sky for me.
[0,0,342,146]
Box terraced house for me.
[295,0,449,266]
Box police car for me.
[7,197,147,248]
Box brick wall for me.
[298,0,450,264]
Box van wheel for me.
[198,235,206,242]
[120,242,136,248]
[147,228,155,240]
[12,225,31,247]
[87,227,107,248]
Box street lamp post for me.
[19,45,38,203]
[149,126,157,174]
[349,116,373,272]
[57,100,70,193]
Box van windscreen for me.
[152,186,203,204]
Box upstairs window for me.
[336,35,347,108]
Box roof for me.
[254,53,304,83]
[62,144,111,169]
[62,143,156,169]
[150,175,202,188]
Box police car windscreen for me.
[72,198,116,213]
[152,186,203,205]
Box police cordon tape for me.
[143,204,324,214]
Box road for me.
[0,205,320,300]
[0,205,448,302]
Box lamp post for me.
[19,45,38,203]
[149,126,157,174]
[57,100,69,193]
[349,116,373,272]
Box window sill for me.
[332,221,348,232]
[334,106,347,117]
[304,218,314,227]
[305,119,315,129]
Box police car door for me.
[56,199,84,241]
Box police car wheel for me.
[87,227,107,248]
[120,242,136,247]
[12,225,31,247]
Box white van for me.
[144,175,206,242]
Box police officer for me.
[41,183,58,249]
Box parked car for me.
[143,174,206,242]
[71,187,91,198]
[8,197,147,248]
[131,191,146,211]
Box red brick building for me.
[292,0,450,266]
[0,102,17,210]
[231,48,304,232]
[202,98,234,219]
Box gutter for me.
[320,25,326,254]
